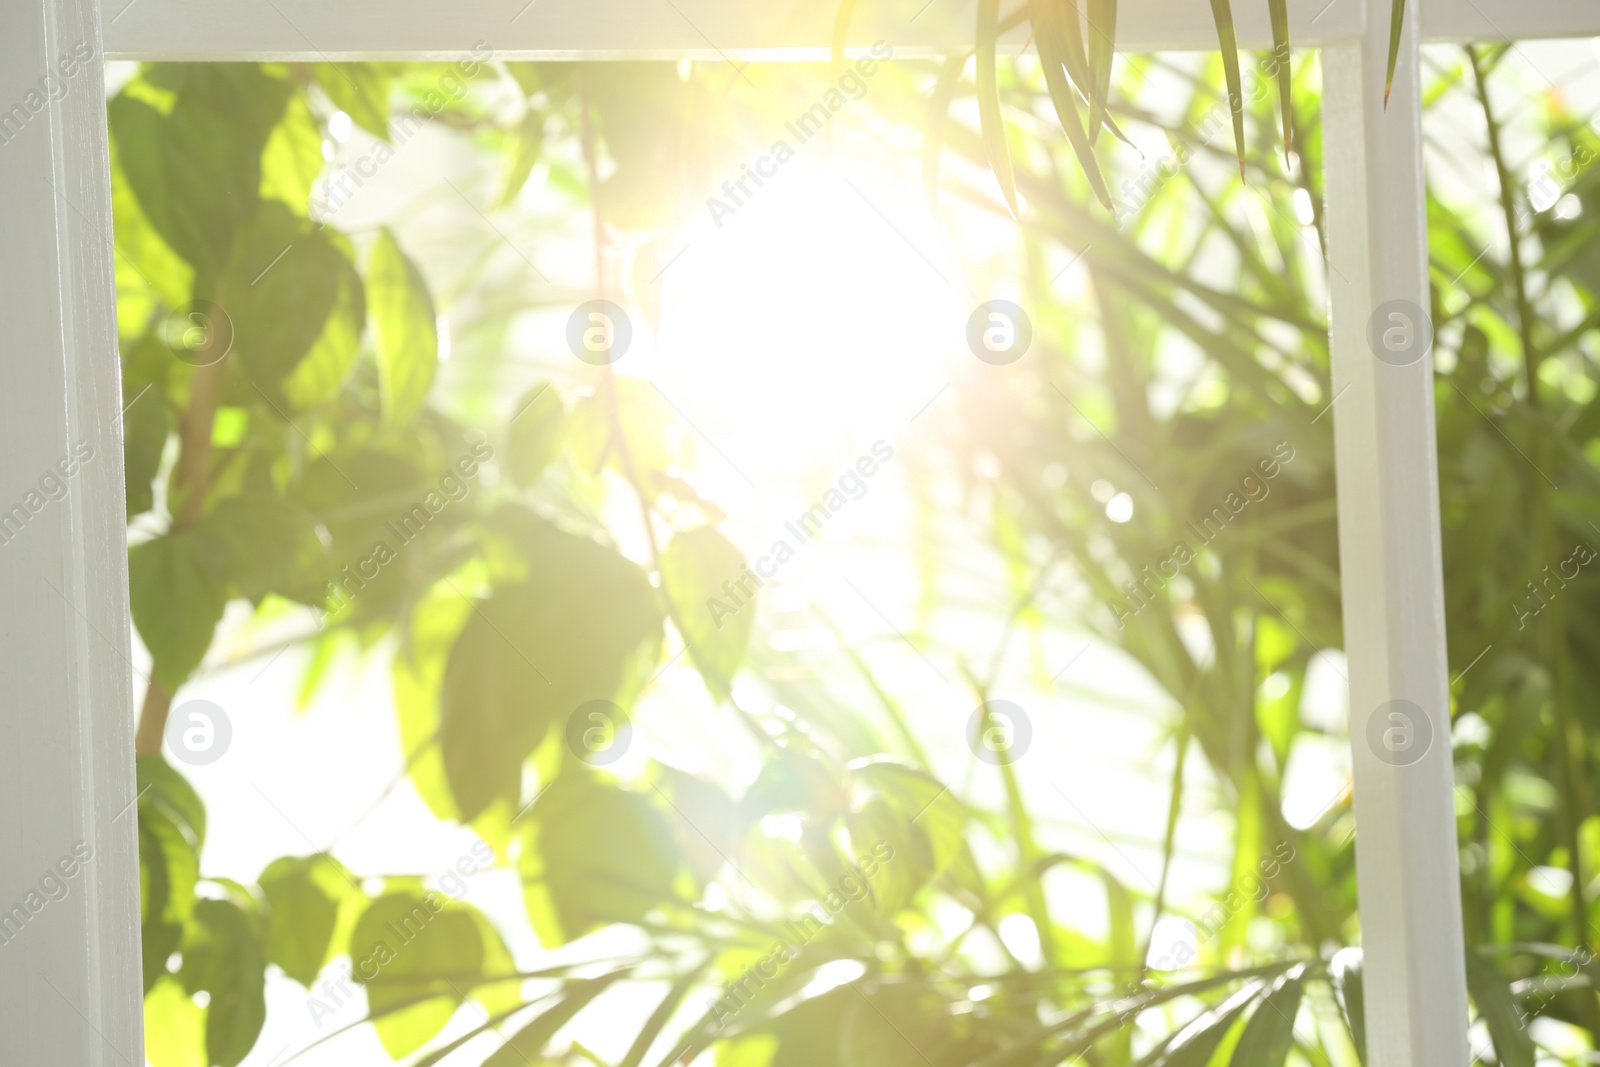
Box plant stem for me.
[133,291,230,755]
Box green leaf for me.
[180,898,267,1067]
[349,890,486,1059]
[223,202,365,407]
[1466,949,1535,1067]
[483,972,627,1066]
[497,111,546,208]
[439,521,662,820]
[1229,969,1304,1067]
[198,495,329,605]
[1267,0,1294,153]
[660,526,753,701]
[122,361,170,520]
[368,229,438,426]
[1205,0,1248,178]
[1144,981,1261,1066]
[1086,0,1116,144]
[1384,0,1406,107]
[520,772,682,945]
[507,383,567,487]
[260,93,325,213]
[315,63,393,140]
[139,803,198,992]
[129,532,227,689]
[109,65,291,284]
[144,974,207,1067]
[259,855,352,988]
[1330,949,1367,1063]
[976,0,1019,217]
[1028,0,1113,208]
[138,755,208,849]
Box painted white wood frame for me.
[6,0,1593,1062]
[0,0,144,1063]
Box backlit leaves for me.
[520,771,683,945]
[660,525,752,701]
[129,532,227,689]
[368,229,439,427]
[438,519,663,820]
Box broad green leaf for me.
[660,526,752,701]
[259,855,352,988]
[567,380,681,494]
[139,803,197,993]
[315,63,393,140]
[260,93,326,213]
[180,898,267,1067]
[507,383,566,487]
[497,110,545,207]
[1229,969,1304,1067]
[122,354,170,520]
[852,761,963,871]
[109,65,291,284]
[222,202,365,406]
[976,0,1019,217]
[393,576,477,827]
[439,521,662,820]
[109,134,192,312]
[144,975,206,1067]
[368,229,438,427]
[197,494,328,605]
[129,532,227,689]
[1465,949,1535,1067]
[520,772,682,945]
[138,755,207,855]
[483,972,627,1066]
[349,891,486,1059]
[653,764,741,889]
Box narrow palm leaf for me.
[1206,0,1247,178]
[1086,0,1116,144]
[1383,0,1405,106]
[977,0,1020,216]
[1228,968,1304,1067]
[1029,0,1113,208]
[1267,0,1293,153]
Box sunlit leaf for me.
[180,898,267,1067]
[977,0,1019,217]
[521,772,682,945]
[130,532,227,689]
[660,526,753,701]
[368,229,438,427]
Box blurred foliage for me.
[111,37,1600,1067]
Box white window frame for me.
[4,0,1594,1062]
